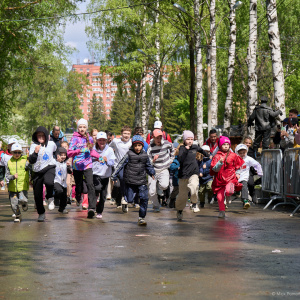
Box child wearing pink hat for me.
[210,136,244,218]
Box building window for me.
[106,89,110,92]
[106,104,110,107]
[87,99,90,102]
[106,109,110,112]
[80,69,83,71]
[92,72,99,76]
[86,69,89,72]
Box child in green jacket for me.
[6,143,29,222]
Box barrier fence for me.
[261,148,300,216]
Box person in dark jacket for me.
[175,130,209,221]
[112,135,155,226]
[247,96,282,153]
[49,126,68,148]
[198,145,213,208]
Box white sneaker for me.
[135,204,140,209]
[96,214,103,219]
[192,203,200,213]
[48,198,55,210]
[121,197,127,205]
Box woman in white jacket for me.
[235,144,263,209]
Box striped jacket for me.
[147,140,175,173]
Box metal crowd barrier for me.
[260,148,300,214]
[283,148,300,216]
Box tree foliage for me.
[88,94,107,131]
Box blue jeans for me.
[125,184,148,218]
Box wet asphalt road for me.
[0,189,300,300]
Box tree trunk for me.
[189,36,196,134]
[194,0,203,144]
[246,0,258,139]
[209,0,218,130]
[134,78,141,127]
[141,68,147,134]
[266,0,286,118]
[155,1,161,120]
[223,0,237,135]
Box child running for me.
[235,144,263,209]
[54,147,73,214]
[6,143,29,222]
[67,119,100,219]
[175,130,209,221]
[29,126,57,222]
[92,131,115,219]
[210,136,244,218]
[112,135,155,225]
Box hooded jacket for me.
[67,132,100,171]
[49,130,68,148]
[29,126,57,173]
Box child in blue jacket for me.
[198,145,213,208]
[168,156,180,208]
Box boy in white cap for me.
[6,143,29,222]
[0,137,17,168]
[146,120,172,144]
[175,130,209,221]
[235,144,263,208]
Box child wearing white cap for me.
[0,137,18,169]
[92,132,116,219]
[6,144,29,222]
[67,118,101,219]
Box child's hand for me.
[153,155,159,162]
[0,181,4,187]
[14,173,18,179]
[57,154,62,162]
[220,157,224,162]
[236,174,240,179]
[210,155,213,160]
[102,156,107,162]
[185,145,190,149]
[35,145,41,153]
[203,164,206,169]
[152,175,155,180]
[199,173,203,177]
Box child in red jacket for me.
[210,136,244,218]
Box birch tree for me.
[209,0,218,130]
[141,68,148,134]
[195,0,204,145]
[223,0,238,134]
[266,0,286,118]
[134,78,141,127]
[246,0,258,138]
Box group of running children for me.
[0,119,263,225]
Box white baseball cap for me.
[8,138,18,145]
[96,132,107,140]
[11,143,22,152]
[154,120,162,129]
[202,145,210,152]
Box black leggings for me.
[33,167,55,214]
[73,169,96,210]
[93,175,109,214]
[54,183,67,211]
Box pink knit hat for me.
[182,130,194,141]
[218,136,231,148]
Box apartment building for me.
[72,62,172,120]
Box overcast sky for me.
[64,1,91,66]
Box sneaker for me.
[14,217,21,223]
[122,204,128,213]
[110,198,116,205]
[200,202,205,208]
[76,199,81,206]
[116,205,122,209]
[58,209,68,214]
[12,213,16,218]
[48,198,55,210]
[218,211,225,218]
[210,197,215,204]
[243,200,250,209]
[96,214,103,219]
[82,206,88,210]
[161,199,168,207]
[177,210,183,221]
[37,213,45,222]
[153,206,160,213]
[138,218,147,226]
[135,204,140,209]
[87,209,95,219]
[121,197,127,205]
[43,200,47,206]
[192,203,200,213]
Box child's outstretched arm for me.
[212,157,224,172]
[111,154,128,180]
[145,156,155,178]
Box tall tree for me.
[246,0,258,138]
[266,0,286,118]
[88,94,107,130]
